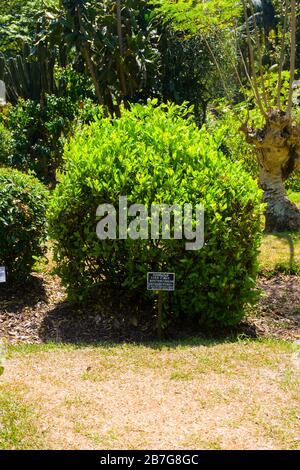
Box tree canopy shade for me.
[1,0,235,184]
[0,1,54,54]
[151,0,242,33]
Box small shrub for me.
[4,96,98,184]
[0,168,48,282]
[48,101,263,328]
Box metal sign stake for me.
[157,291,163,340]
[147,272,175,340]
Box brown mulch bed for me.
[0,273,299,344]
[247,274,300,340]
[0,274,155,344]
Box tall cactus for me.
[0,43,60,104]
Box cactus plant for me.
[0,43,59,104]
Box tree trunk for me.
[76,6,105,107]
[81,45,104,106]
[259,152,300,232]
[241,110,300,232]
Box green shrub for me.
[48,101,263,328]
[3,96,98,185]
[0,168,48,282]
[0,122,12,165]
[286,168,300,192]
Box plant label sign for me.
[0,267,6,283]
[147,272,175,291]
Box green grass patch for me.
[7,337,295,356]
[7,342,78,357]
[288,191,300,205]
[0,389,45,450]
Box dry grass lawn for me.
[1,339,300,450]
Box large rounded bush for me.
[48,101,263,327]
[0,168,48,282]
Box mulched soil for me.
[247,274,300,340]
[0,273,299,344]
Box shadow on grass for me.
[275,232,300,274]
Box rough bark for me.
[241,110,300,232]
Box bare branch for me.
[238,44,263,113]
[239,48,255,91]
[248,0,268,109]
[276,0,289,108]
[287,0,297,116]
[241,0,267,118]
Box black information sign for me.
[147,272,175,291]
